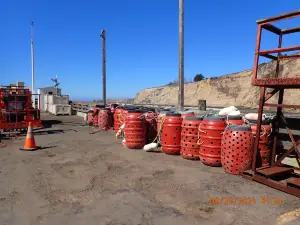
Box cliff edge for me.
[134,57,300,108]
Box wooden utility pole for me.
[100,29,106,106]
[30,21,35,107]
[178,0,184,110]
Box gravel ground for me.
[0,113,299,225]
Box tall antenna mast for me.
[30,21,35,107]
[51,75,60,95]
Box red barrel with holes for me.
[181,116,203,160]
[114,108,123,132]
[161,113,183,155]
[145,112,157,144]
[221,125,253,174]
[199,116,227,166]
[124,110,147,149]
[87,110,94,126]
[181,111,195,119]
[93,107,100,127]
[248,120,271,167]
[227,115,244,125]
[98,108,112,131]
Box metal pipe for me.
[178,0,184,111]
[100,29,106,106]
[30,21,35,107]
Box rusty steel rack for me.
[244,11,300,197]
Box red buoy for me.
[181,116,203,160]
[161,113,183,155]
[227,115,244,125]
[145,112,157,144]
[124,110,147,149]
[181,111,195,119]
[221,125,253,174]
[87,110,94,126]
[98,108,112,131]
[199,116,227,167]
[93,107,100,127]
[248,120,272,167]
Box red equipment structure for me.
[243,10,300,197]
[0,85,41,131]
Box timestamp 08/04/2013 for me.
[210,197,283,205]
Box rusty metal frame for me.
[244,11,300,198]
[243,86,300,198]
[252,10,300,87]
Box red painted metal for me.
[249,120,272,167]
[87,110,94,126]
[124,110,147,149]
[221,125,253,175]
[244,11,300,198]
[98,108,112,131]
[180,116,203,160]
[161,113,183,155]
[227,115,244,125]
[145,112,157,144]
[0,85,41,130]
[199,116,227,167]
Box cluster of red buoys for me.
[88,105,272,175]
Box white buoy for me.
[219,106,238,116]
[228,110,241,116]
[143,143,158,152]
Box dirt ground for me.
[0,113,299,225]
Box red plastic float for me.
[157,111,169,133]
[227,115,244,125]
[145,111,157,144]
[114,108,123,132]
[199,116,227,167]
[180,116,203,160]
[248,120,272,167]
[161,113,183,155]
[98,108,112,131]
[181,111,195,119]
[221,125,253,174]
[87,110,94,126]
[93,107,100,127]
[124,110,147,149]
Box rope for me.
[151,115,166,145]
[244,118,267,138]
[197,125,206,146]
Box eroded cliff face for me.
[134,57,300,108]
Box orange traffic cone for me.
[20,122,40,151]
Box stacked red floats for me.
[98,108,112,131]
[180,116,203,160]
[198,116,227,167]
[247,119,272,167]
[161,113,183,155]
[124,110,147,149]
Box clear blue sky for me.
[1,1,299,101]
